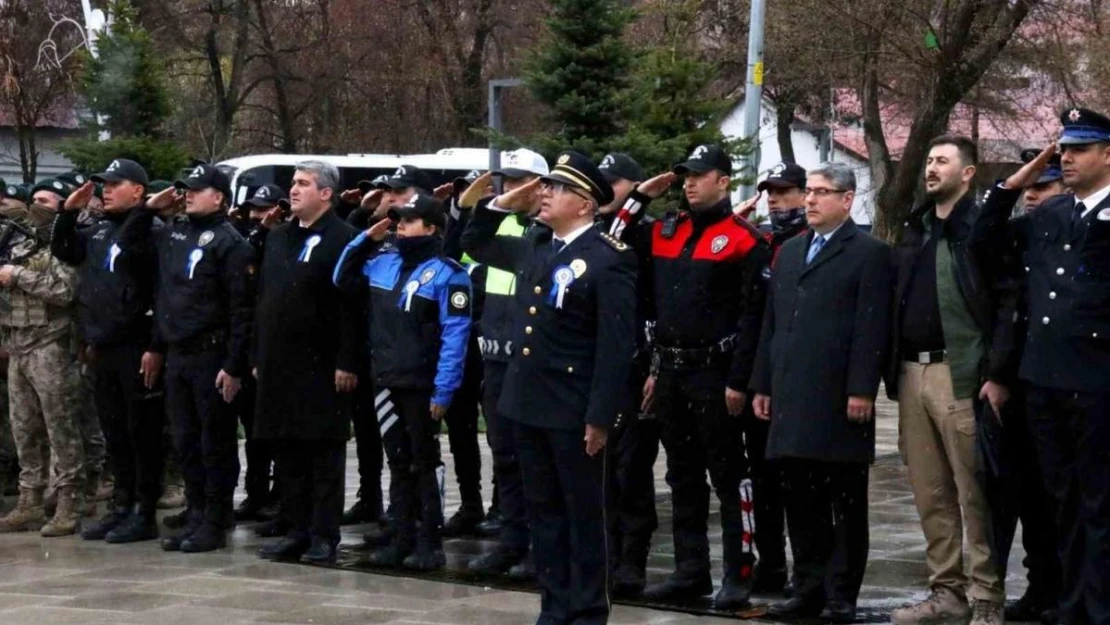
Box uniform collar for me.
[553,222,594,248]
[187,210,226,228]
[1076,181,1110,217]
[295,208,336,233]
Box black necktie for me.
[1072,201,1087,234]
[552,238,566,254]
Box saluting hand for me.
[458,172,494,209]
[752,394,772,421]
[335,369,358,393]
[366,216,393,242]
[584,424,608,456]
[498,177,542,213]
[0,265,16,288]
[260,206,283,229]
[734,191,762,220]
[433,183,454,201]
[215,370,241,403]
[64,182,95,212]
[637,172,677,200]
[1003,144,1057,190]
[340,188,364,204]
[846,395,874,423]
[146,186,179,211]
[361,189,384,211]
[139,351,164,389]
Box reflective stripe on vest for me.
[485,217,526,296]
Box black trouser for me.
[1026,386,1110,625]
[656,366,754,582]
[606,412,659,573]
[743,412,786,574]
[277,439,345,543]
[351,375,383,515]
[483,361,529,552]
[516,421,608,625]
[381,387,444,547]
[443,340,483,511]
[235,377,276,503]
[780,459,869,605]
[165,346,240,527]
[91,340,164,512]
[978,390,1060,604]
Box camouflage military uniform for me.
[0,375,17,496]
[0,242,84,496]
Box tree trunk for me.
[775,97,797,164]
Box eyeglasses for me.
[541,180,591,201]
[804,187,847,197]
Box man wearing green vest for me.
[461,148,548,577]
[887,135,1009,625]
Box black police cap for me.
[453,169,484,191]
[673,144,733,176]
[599,153,646,184]
[387,194,446,230]
[356,175,390,194]
[1059,107,1110,145]
[1,183,30,204]
[56,171,88,188]
[541,151,614,206]
[174,163,233,201]
[757,161,807,192]
[91,159,150,187]
[244,183,288,209]
[30,178,75,199]
[380,165,433,194]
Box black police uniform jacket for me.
[51,208,157,347]
[884,192,1021,398]
[123,211,256,377]
[750,220,893,463]
[620,197,771,390]
[978,187,1110,393]
[464,205,638,431]
[253,211,364,441]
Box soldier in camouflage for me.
[0,178,86,536]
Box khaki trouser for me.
[898,362,1003,603]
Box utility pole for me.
[488,78,522,193]
[739,0,766,200]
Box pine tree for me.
[62,0,187,180]
[523,0,638,159]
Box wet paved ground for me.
[0,394,1035,624]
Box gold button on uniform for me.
[522,348,531,356]
[525,326,533,334]
[529,306,537,315]
[534,286,542,294]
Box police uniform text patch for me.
[448,285,471,317]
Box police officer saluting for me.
[977,108,1110,625]
[138,163,256,553]
[52,159,165,544]
[463,151,637,625]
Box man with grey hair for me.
[253,160,365,564]
[751,161,892,621]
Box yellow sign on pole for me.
[754,61,764,86]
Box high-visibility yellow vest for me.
[484,216,526,296]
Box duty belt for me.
[902,349,947,364]
[653,334,737,371]
[172,329,228,355]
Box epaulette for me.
[442,257,465,271]
[599,231,630,252]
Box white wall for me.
[0,128,80,183]
[720,99,875,225]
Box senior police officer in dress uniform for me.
[52,160,165,544]
[976,108,1110,625]
[463,151,637,625]
[133,164,256,553]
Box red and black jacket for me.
[622,196,771,390]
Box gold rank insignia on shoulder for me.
[599,232,629,252]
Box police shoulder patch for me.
[447,284,471,317]
[599,232,629,252]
